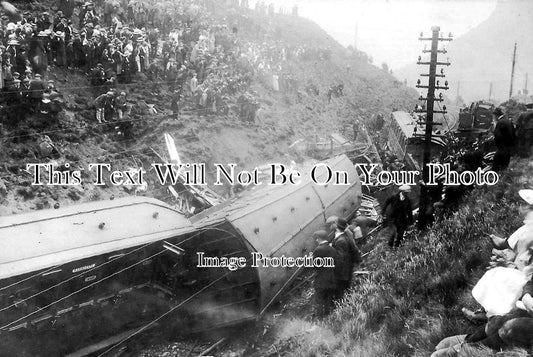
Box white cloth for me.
[507,212,533,249]
[353,226,363,240]
[472,267,528,317]
[272,74,279,91]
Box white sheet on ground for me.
[472,267,528,317]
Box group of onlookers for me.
[312,213,378,317]
[0,0,333,129]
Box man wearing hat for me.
[90,63,106,86]
[170,90,180,121]
[29,73,46,111]
[515,103,533,158]
[312,230,337,317]
[492,107,516,171]
[15,45,29,76]
[382,185,414,248]
[331,217,360,300]
[46,79,56,92]
[59,0,76,19]
[93,91,114,123]
[114,91,127,120]
[20,77,31,108]
[324,215,338,241]
[36,12,51,32]
[4,78,23,123]
[80,3,98,27]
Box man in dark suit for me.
[382,185,414,248]
[492,107,516,171]
[331,218,360,300]
[515,104,533,158]
[29,74,47,111]
[312,230,337,317]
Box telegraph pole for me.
[509,42,517,100]
[489,82,493,101]
[525,73,529,95]
[415,27,452,230]
[354,21,358,49]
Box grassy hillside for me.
[248,157,532,356]
[0,2,417,214]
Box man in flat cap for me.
[312,230,337,317]
[93,91,114,123]
[29,73,46,111]
[331,217,360,300]
[382,185,414,248]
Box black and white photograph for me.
[0,0,532,356]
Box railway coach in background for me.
[387,111,447,172]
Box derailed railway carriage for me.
[0,155,361,356]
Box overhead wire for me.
[436,101,452,133]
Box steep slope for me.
[0,3,417,215]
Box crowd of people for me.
[0,0,328,129]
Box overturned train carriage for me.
[0,155,361,356]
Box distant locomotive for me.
[454,101,495,143]
[0,155,362,356]
[457,101,494,135]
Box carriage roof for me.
[0,197,194,280]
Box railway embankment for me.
[229,158,532,357]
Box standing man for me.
[382,185,414,248]
[189,72,198,98]
[331,218,357,300]
[170,90,180,120]
[515,103,533,158]
[312,230,337,317]
[29,73,46,111]
[326,215,356,244]
[114,92,127,120]
[492,107,516,171]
